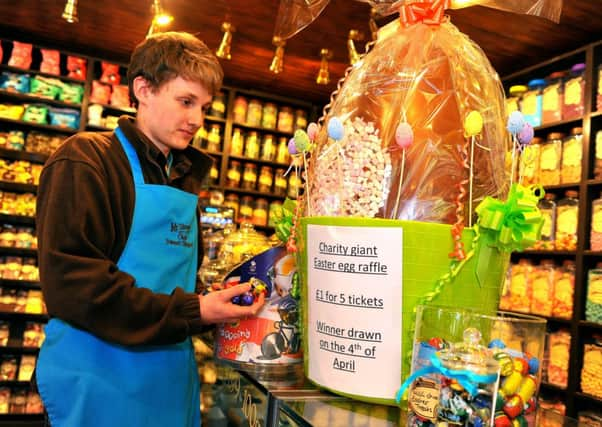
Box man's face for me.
[136,76,212,154]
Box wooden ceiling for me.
[0,0,601,103]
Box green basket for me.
[297,216,510,406]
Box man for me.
[34,32,264,426]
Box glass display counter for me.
[274,395,404,427]
[197,336,586,427]
[199,354,405,427]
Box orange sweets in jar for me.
[530,260,555,317]
[230,128,244,156]
[508,259,533,313]
[539,132,563,186]
[594,131,602,179]
[560,127,583,184]
[542,71,565,124]
[241,163,257,191]
[562,63,586,120]
[591,192,602,251]
[518,136,541,186]
[244,131,260,159]
[581,340,602,398]
[547,329,571,387]
[225,161,242,188]
[555,190,578,251]
[533,193,556,250]
[552,260,575,319]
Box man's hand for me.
[198,283,265,325]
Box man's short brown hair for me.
[127,32,223,107]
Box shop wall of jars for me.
[504,39,602,419]
[194,87,317,230]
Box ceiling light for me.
[316,48,331,85]
[216,22,235,60]
[62,0,79,23]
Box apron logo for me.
[166,222,193,248]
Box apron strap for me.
[115,126,145,185]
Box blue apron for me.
[37,127,201,427]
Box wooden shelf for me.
[534,117,583,132]
[0,63,86,84]
[0,148,48,164]
[579,320,602,329]
[231,121,294,137]
[541,382,568,393]
[0,312,47,322]
[227,154,290,169]
[91,102,134,115]
[0,181,37,194]
[205,115,226,124]
[0,279,40,290]
[0,345,39,355]
[0,89,82,110]
[85,123,112,132]
[0,117,76,135]
[541,183,580,191]
[221,186,292,201]
[0,214,35,227]
[575,392,602,404]
[516,249,576,256]
[0,247,37,258]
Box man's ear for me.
[132,76,153,107]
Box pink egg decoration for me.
[307,122,319,140]
[395,122,414,149]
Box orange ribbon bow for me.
[394,0,451,27]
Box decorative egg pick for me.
[463,110,483,228]
[506,111,531,186]
[392,121,414,218]
[327,116,344,141]
[307,122,319,141]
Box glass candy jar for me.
[555,190,578,251]
[539,132,563,186]
[560,127,582,184]
[534,193,556,250]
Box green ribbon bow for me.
[274,198,298,244]
[475,183,544,253]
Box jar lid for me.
[528,78,546,88]
[547,71,566,80]
[509,85,528,95]
[566,190,579,198]
[548,132,565,140]
[544,192,556,200]
[531,136,543,144]
[225,193,239,201]
[571,63,586,73]
[241,195,254,202]
[230,160,241,166]
[570,127,583,135]
[260,165,272,171]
